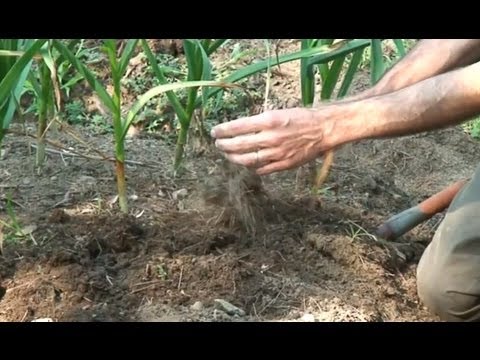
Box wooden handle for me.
[417,179,468,216]
[376,178,468,240]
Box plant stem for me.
[116,156,128,213]
[114,103,128,213]
[174,87,197,171]
[36,113,46,168]
[36,63,50,169]
[113,86,128,213]
[174,126,188,174]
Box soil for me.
[1,39,478,322]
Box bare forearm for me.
[346,39,480,102]
[336,61,480,144]
[373,40,480,93]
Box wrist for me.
[311,101,371,150]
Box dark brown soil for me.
[0,39,478,322]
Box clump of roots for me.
[201,160,272,236]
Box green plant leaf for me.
[40,42,56,75]
[338,48,364,98]
[316,39,333,83]
[123,80,241,141]
[197,40,213,109]
[0,43,35,129]
[198,39,372,108]
[103,40,120,83]
[183,40,203,119]
[201,39,211,51]
[5,59,33,123]
[184,40,203,81]
[0,39,44,144]
[27,70,42,96]
[321,55,346,100]
[0,39,46,112]
[370,39,385,84]
[55,39,82,66]
[300,39,316,106]
[0,49,40,59]
[206,39,228,55]
[62,73,84,91]
[140,39,189,125]
[393,39,406,57]
[52,39,115,113]
[119,39,139,76]
[320,39,334,46]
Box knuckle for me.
[264,137,278,148]
[262,110,276,125]
[225,153,240,164]
[279,149,289,160]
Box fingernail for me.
[210,129,216,138]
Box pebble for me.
[300,313,315,322]
[191,301,204,311]
[385,287,396,297]
[286,98,298,108]
[214,299,245,317]
[172,188,188,201]
[31,318,53,322]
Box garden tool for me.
[375,178,468,240]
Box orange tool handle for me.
[376,179,468,240]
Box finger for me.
[224,147,281,168]
[215,131,276,154]
[256,158,298,175]
[211,112,273,139]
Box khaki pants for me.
[417,165,480,321]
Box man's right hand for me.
[210,106,347,175]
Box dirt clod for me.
[201,160,272,236]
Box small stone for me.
[23,178,31,185]
[191,301,204,311]
[129,194,139,201]
[385,287,396,297]
[172,188,188,201]
[365,176,377,190]
[214,299,245,317]
[286,98,298,108]
[31,318,53,322]
[50,176,57,181]
[213,309,232,321]
[301,313,315,322]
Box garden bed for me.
[1,39,478,322]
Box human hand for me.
[210,107,339,175]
